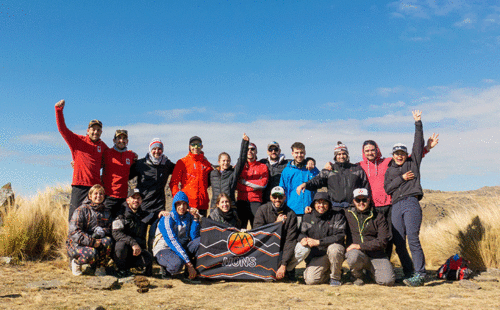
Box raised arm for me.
[411,110,425,167]
[55,99,78,143]
[232,134,250,180]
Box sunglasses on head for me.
[190,143,202,148]
[354,198,368,203]
[272,194,284,199]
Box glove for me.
[93,226,105,238]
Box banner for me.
[196,218,282,280]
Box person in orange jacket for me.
[169,136,213,216]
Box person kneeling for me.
[344,188,395,286]
[112,188,153,277]
[152,191,200,280]
[67,184,113,276]
[253,186,298,281]
[293,192,346,286]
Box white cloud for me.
[150,107,207,120]
[370,101,406,109]
[5,85,500,192]
[376,87,404,97]
[483,79,496,83]
[454,17,473,27]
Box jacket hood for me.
[361,141,383,163]
[171,191,190,218]
[309,192,332,208]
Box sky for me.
[1,1,499,198]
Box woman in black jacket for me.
[209,133,249,208]
[384,110,427,287]
[208,193,241,228]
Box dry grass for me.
[421,200,500,269]
[1,187,500,309]
[0,186,69,260]
[1,261,500,310]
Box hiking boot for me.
[353,278,364,286]
[95,266,107,277]
[329,279,342,287]
[160,266,171,279]
[403,273,425,287]
[71,259,82,276]
[285,269,297,282]
[116,269,133,278]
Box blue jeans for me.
[391,196,426,277]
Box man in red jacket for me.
[102,129,137,218]
[55,99,109,221]
[236,143,269,228]
[170,136,213,217]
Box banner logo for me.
[227,232,254,256]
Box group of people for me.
[56,99,438,287]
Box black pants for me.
[114,240,153,272]
[104,196,126,220]
[236,200,262,229]
[69,185,91,221]
[377,205,393,259]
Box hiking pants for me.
[68,185,90,221]
[345,249,395,286]
[67,236,113,267]
[155,237,200,275]
[377,205,394,259]
[114,240,153,272]
[391,196,426,277]
[302,243,345,285]
[236,201,261,229]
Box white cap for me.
[271,186,285,196]
[353,188,369,199]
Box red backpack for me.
[437,254,472,280]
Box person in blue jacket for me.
[279,142,320,226]
[152,191,200,279]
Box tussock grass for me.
[421,200,500,269]
[0,186,69,260]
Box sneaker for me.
[329,279,342,287]
[95,266,107,277]
[403,273,425,287]
[71,259,82,276]
[353,278,364,286]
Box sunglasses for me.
[272,194,284,199]
[268,147,279,152]
[354,198,368,203]
[248,147,256,151]
[190,143,202,148]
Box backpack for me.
[437,254,473,280]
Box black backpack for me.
[437,254,472,280]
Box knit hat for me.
[333,141,349,162]
[149,138,163,152]
[392,143,408,154]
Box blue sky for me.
[1,1,499,197]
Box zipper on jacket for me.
[348,209,374,244]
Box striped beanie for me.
[334,141,349,162]
[149,138,163,153]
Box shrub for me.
[421,201,500,269]
[0,186,69,260]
